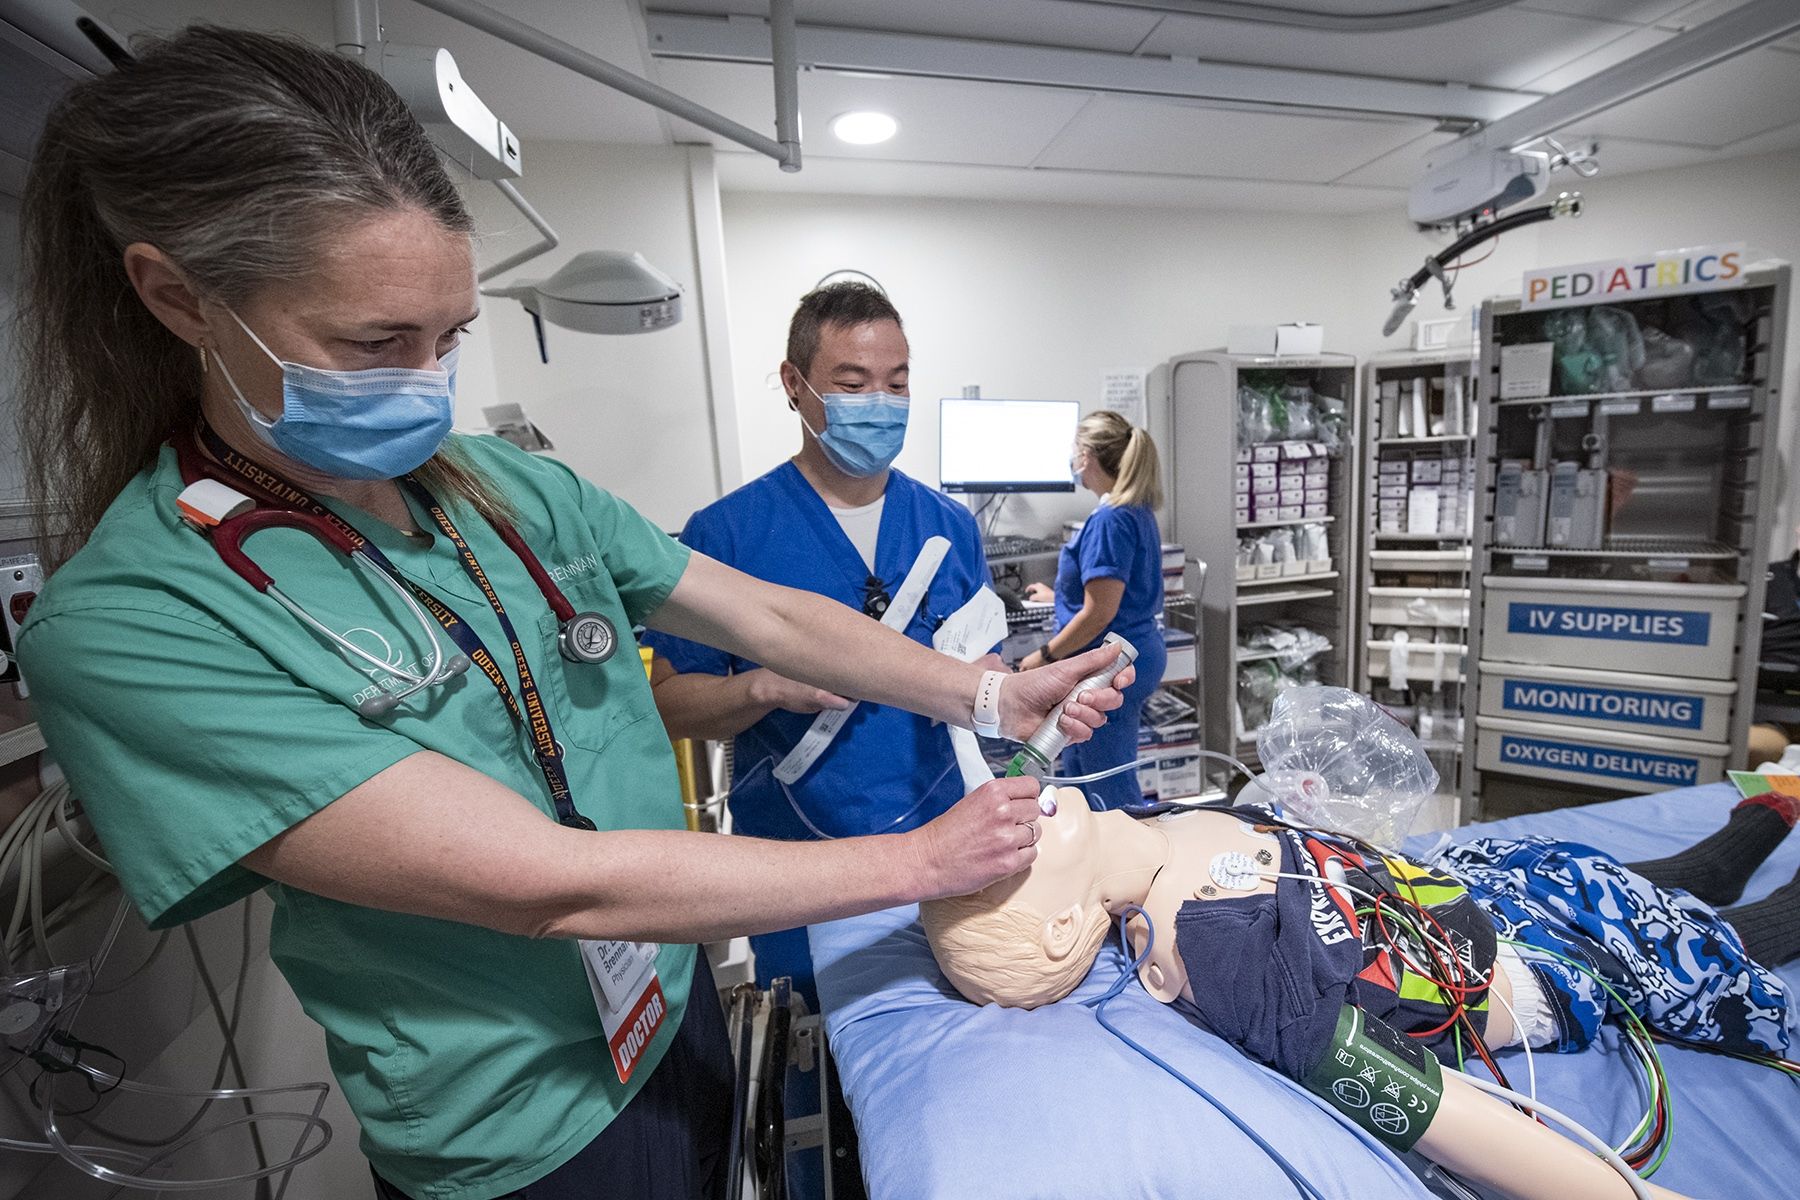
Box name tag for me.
[579,940,667,1084]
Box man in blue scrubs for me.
[644,282,992,1003]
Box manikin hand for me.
[745,668,849,715]
[907,776,1050,899]
[997,642,1133,743]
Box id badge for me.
[578,940,666,1085]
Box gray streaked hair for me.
[19,25,500,564]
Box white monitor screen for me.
[938,399,1079,493]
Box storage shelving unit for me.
[1164,351,1359,785]
[1462,264,1789,818]
[1358,349,1480,815]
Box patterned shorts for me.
[1440,837,1791,1055]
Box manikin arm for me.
[1419,1074,1686,1200]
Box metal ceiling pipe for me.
[408,0,802,170]
[1070,0,1522,33]
[770,0,801,172]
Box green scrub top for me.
[19,434,696,1200]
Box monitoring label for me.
[1500,680,1704,731]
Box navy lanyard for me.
[191,425,595,830]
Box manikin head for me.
[922,787,1166,1008]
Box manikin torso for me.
[1115,804,1517,1044]
[1128,808,1282,1003]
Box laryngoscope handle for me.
[1021,632,1138,764]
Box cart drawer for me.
[1479,577,1744,679]
[1475,715,1728,794]
[1477,661,1736,741]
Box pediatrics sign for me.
[1521,243,1745,310]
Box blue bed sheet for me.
[809,783,1800,1199]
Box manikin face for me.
[922,787,1166,1007]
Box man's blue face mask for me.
[212,310,457,481]
[796,376,909,478]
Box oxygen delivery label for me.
[1505,602,1710,646]
[1500,680,1703,731]
[1497,734,1701,787]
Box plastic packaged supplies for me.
[1247,686,1439,849]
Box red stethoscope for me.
[173,429,618,718]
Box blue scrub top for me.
[1053,500,1164,649]
[1053,500,1167,810]
[643,462,991,842]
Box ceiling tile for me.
[1571,47,1800,145]
[1654,0,1757,30]
[1135,8,1635,91]
[714,149,1401,213]
[645,0,1165,55]
[102,0,670,143]
[655,59,1092,167]
[1032,94,1431,184]
[1515,24,1675,91]
[1333,129,1462,187]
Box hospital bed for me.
[806,782,1800,1199]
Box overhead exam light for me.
[483,251,684,363]
[830,111,898,145]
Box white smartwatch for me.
[972,669,1006,738]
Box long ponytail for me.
[21,128,201,562]
[1076,411,1163,510]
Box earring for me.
[197,340,208,373]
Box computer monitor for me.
[938,398,1079,493]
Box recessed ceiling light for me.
[831,111,898,146]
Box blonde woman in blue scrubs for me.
[13,29,1130,1200]
[1022,411,1167,808]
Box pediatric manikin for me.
[924,786,1799,1200]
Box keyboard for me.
[983,535,1062,561]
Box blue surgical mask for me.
[212,310,458,481]
[797,379,909,478]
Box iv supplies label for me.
[1506,602,1710,645]
[1497,734,1701,787]
[1500,680,1704,731]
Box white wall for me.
[718,193,1395,537]
[457,141,733,532]
[718,147,1800,551]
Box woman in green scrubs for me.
[12,28,1130,1200]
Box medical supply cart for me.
[1161,351,1360,784]
[1462,262,1789,817]
[1358,349,1480,820]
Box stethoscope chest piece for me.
[559,611,618,665]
